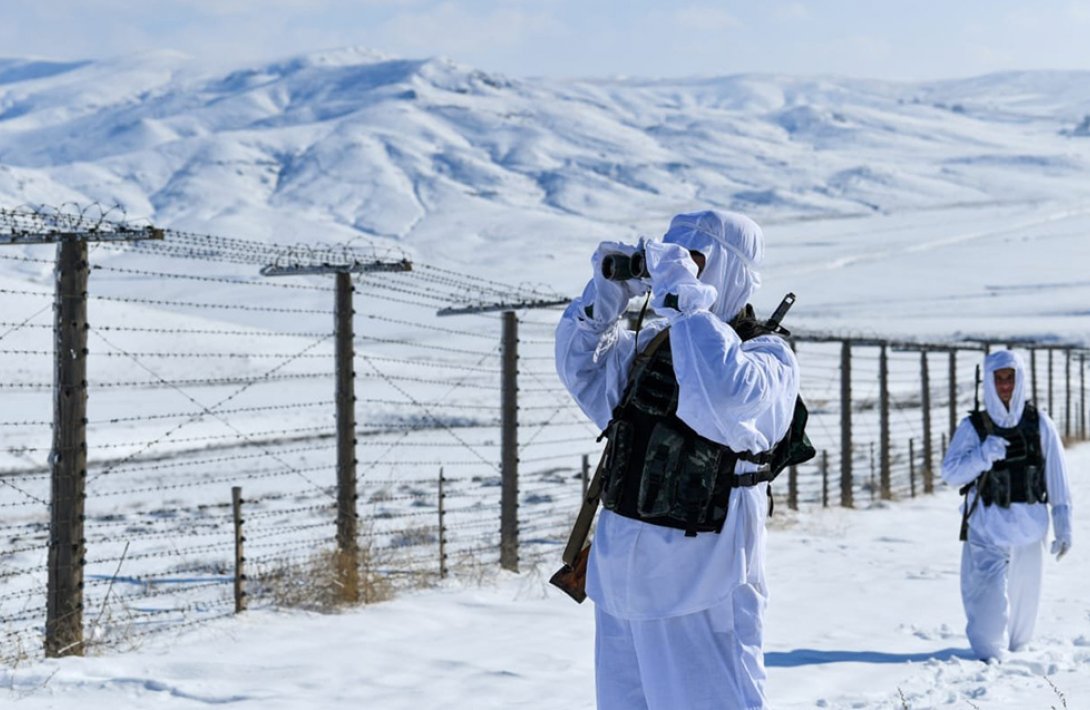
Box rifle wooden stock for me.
[550,451,606,604]
[549,545,590,603]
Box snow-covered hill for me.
[3,48,1090,327]
[2,47,1090,342]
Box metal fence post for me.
[948,350,957,441]
[1048,348,1054,417]
[500,311,519,572]
[909,439,916,498]
[840,340,853,508]
[1065,348,1072,439]
[869,442,876,502]
[1076,353,1085,440]
[45,237,89,658]
[879,343,891,500]
[438,468,447,580]
[787,337,798,510]
[1031,348,1038,405]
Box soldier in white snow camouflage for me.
[942,349,1073,662]
[555,210,799,709]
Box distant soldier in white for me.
[555,210,801,709]
[941,350,1073,662]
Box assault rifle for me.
[549,292,798,603]
[767,292,796,332]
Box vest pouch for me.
[668,436,723,526]
[629,354,678,418]
[767,396,817,475]
[637,422,686,518]
[987,467,1012,508]
[1027,464,1048,504]
[600,419,634,511]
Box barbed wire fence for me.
[1,205,1087,665]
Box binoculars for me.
[601,250,648,281]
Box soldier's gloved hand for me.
[979,435,1009,466]
[1051,504,1072,561]
[644,241,716,316]
[582,241,650,327]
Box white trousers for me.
[594,583,767,710]
[960,535,1044,661]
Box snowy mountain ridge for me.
[3,48,1090,339]
[3,50,1090,235]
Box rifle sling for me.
[561,452,606,566]
[559,328,673,566]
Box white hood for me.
[661,210,763,322]
[982,349,1027,428]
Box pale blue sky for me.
[3,0,1090,80]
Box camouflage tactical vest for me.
[968,404,1047,507]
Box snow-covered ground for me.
[2,444,1086,710]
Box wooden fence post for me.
[788,463,798,511]
[920,350,933,494]
[500,311,520,572]
[821,451,829,508]
[334,272,360,604]
[45,237,89,658]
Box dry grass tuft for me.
[255,542,397,611]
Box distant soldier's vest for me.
[967,404,1047,507]
[598,321,812,537]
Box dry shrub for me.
[0,633,34,670]
[255,542,397,611]
[446,547,499,588]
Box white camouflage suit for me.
[941,350,1073,661]
[555,210,799,709]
